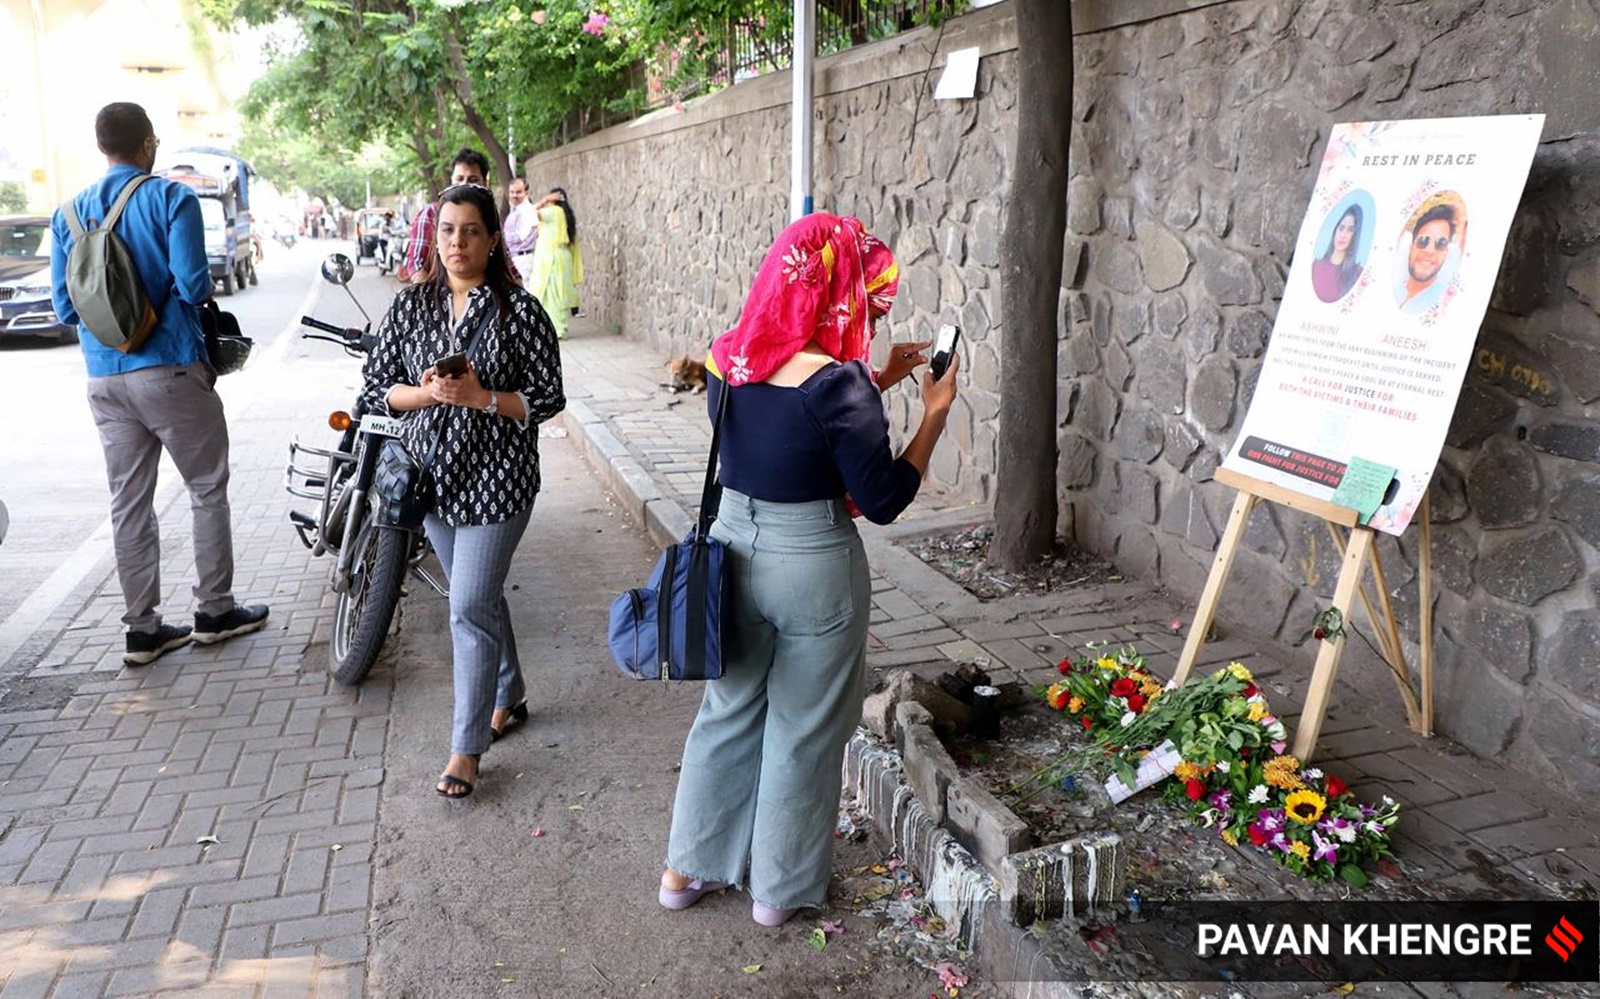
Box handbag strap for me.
[695,378,730,538]
[418,299,496,467]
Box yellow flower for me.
[1096,656,1119,672]
[1220,828,1238,847]
[1285,788,1327,825]
[1263,755,1304,790]
[1226,662,1253,682]
[1174,761,1204,781]
[1247,700,1267,722]
[1140,681,1164,699]
[1045,683,1070,710]
[1287,840,1311,860]
[1067,696,1084,713]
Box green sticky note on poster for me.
[1330,457,1396,522]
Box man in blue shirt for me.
[51,102,269,666]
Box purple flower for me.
[1208,790,1232,814]
[1312,830,1339,864]
[1360,803,1377,820]
[1270,831,1291,853]
[1258,808,1285,833]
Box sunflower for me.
[1284,788,1327,825]
[1263,755,1305,790]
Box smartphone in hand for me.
[930,324,962,381]
[433,353,468,378]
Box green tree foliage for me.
[0,182,27,214]
[205,0,960,198]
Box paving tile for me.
[1424,790,1546,834]
[228,892,322,929]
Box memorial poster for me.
[1221,114,1544,536]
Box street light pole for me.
[790,0,814,221]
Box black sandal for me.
[490,701,529,743]
[435,754,480,798]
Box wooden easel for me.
[1169,467,1434,762]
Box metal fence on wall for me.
[549,0,967,148]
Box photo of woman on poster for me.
[1393,192,1469,318]
[1311,193,1374,304]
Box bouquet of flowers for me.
[1040,647,1399,886]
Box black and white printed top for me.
[360,282,566,526]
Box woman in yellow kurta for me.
[528,187,583,339]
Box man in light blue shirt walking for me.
[50,102,268,666]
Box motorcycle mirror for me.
[321,254,355,286]
[320,253,371,326]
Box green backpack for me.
[61,175,159,353]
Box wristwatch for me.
[484,391,499,416]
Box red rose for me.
[1110,678,1137,698]
[1057,659,1072,675]
[1238,746,1250,759]
[1324,774,1348,798]
[1127,693,1147,714]
[1243,684,1258,697]
[1081,715,1093,731]
[1247,825,1268,847]
[1185,779,1206,801]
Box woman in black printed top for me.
[361,183,565,798]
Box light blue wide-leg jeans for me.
[666,489,872,910]
[424,503,533,756]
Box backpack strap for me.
[101,174,154,232]
[61,174,154,240]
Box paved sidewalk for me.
[0,291,383,997]
[556,318,1600,902]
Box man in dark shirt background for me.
[50,102,269,667]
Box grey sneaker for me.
[124,624,193,666]
[193,604,270,645]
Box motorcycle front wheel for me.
[329,516,410,685]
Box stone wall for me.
[1063,0,1600,796]
[527,4,1019,497]
[532,0,1600,796]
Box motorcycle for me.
[284,253,446,684]
[375,226,406,276]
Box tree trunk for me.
[443,23,513,206]
[992,0,1072,571]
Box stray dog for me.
[664,356,708,394]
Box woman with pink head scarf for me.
[658,213,959,927]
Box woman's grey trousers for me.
[665,489,872,910]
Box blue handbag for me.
[608,383,730,680]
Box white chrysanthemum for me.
[1247,785,1269,804]
[1215,760,1231,774]
[1120,711,1137,727]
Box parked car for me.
[0,215,75,344]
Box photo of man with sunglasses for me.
[1395,201,1462,316]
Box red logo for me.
[1546,916,1584,962]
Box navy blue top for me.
[709,360,921,525]
[51,164,212,375]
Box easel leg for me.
[1419,493,1434,737]
[1173,490,1257,686]
[1292,527,1376,762]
